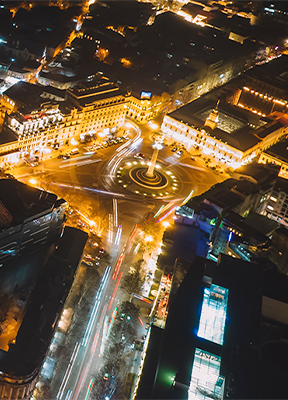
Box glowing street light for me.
[29,178,37,185]
[144,235,153,242]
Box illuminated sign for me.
[140,92,152,100]
[189,349,225,400]
[197,284,228,345]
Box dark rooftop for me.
[0,179,57,228]
[0,126,18,146]
[265,137,288,163]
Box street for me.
[13,120,227,400]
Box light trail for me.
[112,253,125,280]
[72,304,107,400]
[159,201,175,216]
[59,159,102,169]
[50,182,125,198]
[64,390,73,400]
[133,243,140,254]
[116,139,131,152]
[114,225,122,245]
[108,271,123,311]
[108,214,113,243]
[108,129,142,176]
[181,189,194,205]
[178,162,206,171]
[153,204,164,218]
[56,342,81,400]
[83,186,125,197]
[128,224,138,242]
[107,307,118,339]
[82,266,111,347]
[99,316,109,357]
[113,198,118,227]
[84,379,94,400]
[91,332,100,355]
[156,206,177,223]
[138,316,145,328]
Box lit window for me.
[267,205,274,211]
[270,196,277,202]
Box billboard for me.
[140,91,152,100]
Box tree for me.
[120,260,145,297]
[141,218,164,244]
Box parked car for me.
[82,260,94,267]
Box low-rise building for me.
[0,79,129,165]
[161,94,288,168]
[67,80,128,137]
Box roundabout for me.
[115,159,179,198]
[114,140,180,198]
[129,167,168,189]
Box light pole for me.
[146,142,163,178]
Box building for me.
[269,226,288,274]
[177,163,280,221]
[258,137,288,180]
[0,226,87,400]
[67,79,129,138]
[256,176,288,227]
[0,178,66,266]
[0,78,129,165]
[161,92,288,168]
[209,211,278,261]
[136,253,288,399]
[0,178,88,399]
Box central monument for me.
[146,142,163,178]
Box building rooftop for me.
[0,126,18,146]
[0,226,87,377]
[4,82,45,109]
[0,179,57,228]
[245,54,288,95]
[68,79,124,107]
[168,94,287,152]
[264,137,288,163]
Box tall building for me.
[136,254,288,399]
[0,179,88,400]
[0,178,66,267]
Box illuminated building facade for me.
[0,80,130,166]
[128,94,153,123]
[161,96,288,169]
[67,80,128,137]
